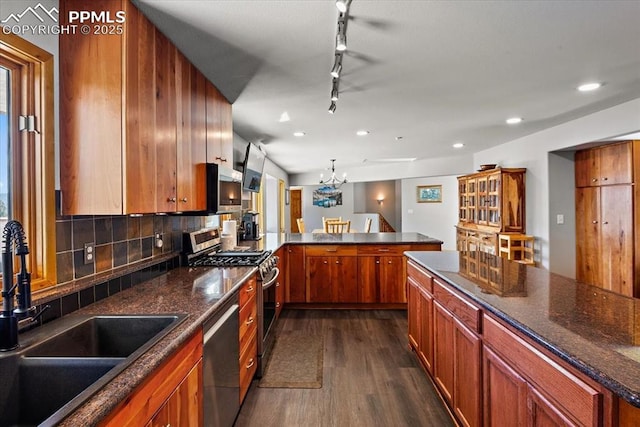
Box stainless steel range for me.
[183,228,280,377]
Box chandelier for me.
[319,159,347,189]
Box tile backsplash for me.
[55,213,206,285]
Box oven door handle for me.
[261,267,280,290]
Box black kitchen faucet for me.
[0,220,47,351]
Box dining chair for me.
[322,216,342,232]
[326,220,350,233]
[364,217,372,233]
[296,218,305,233]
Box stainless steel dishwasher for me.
[203,293,240,427]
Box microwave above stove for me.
[206,163,243,213]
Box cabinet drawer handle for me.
[592,178,598,182]
[325,249,338,252]
[180,197,187,202]
[592,220,598,224]
[377,248,390,252]
[245,317,254,325]
[246,358,255,369]
[276,302,281,307]
[215,156,227,162]
[335,261,340,264]
[246,286,254,292]
[167,197,176,203]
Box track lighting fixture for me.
[329,2,351,112]
[330,54,342,78]
[336,19,347,52]
[331,80,339,101]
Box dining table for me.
[311,228,359,233]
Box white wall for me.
[548,151,576,278]
[264,174,279,233]
[290,154,473,185]
[401,175,459,250]
[474,98,640,271]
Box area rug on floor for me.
[258,331,324,389]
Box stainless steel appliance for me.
[203,293,239,427]
[183,229,280,377]
[242,212,260,241]
[205,164,243,213]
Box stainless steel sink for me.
[0,314,185,426]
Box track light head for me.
[328,102,337,114]
[330,59,342,78]
[336,33,347,52]
[331,87,339,101]
[336,0,348,13]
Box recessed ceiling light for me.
[293,132,305,137]
[577,82,602,92]
[506,117,523,125]
[395,136,403,141]
[356,130,369,136]
[453,142,464,149]
[279,112,290,122]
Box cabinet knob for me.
[246,317,254,325]
[167,197,176,203]
[388,260,392,264]
[335,260,340,264]
[323,260,328,264]
[246,358,255,369]
[276,282,280,287]
[276,302,281,307]
[603,221,609,225]
[247,286,254,292]
[180,197,187,202]
[602,177,608,181]
[376,260,380,264]
[592,178,598,182]
[592,220,598,224]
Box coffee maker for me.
[242,212,260,240]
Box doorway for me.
[289,189,302,232]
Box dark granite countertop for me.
[244,232,443,250]
[405,250,640,408]
[33,264,256,426]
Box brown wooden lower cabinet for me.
[405,260,633,427]
[483,346,528,426]
[239,278,258,403]
[100,330,203,426]
[148,361,202,427]
[285,244,306,303]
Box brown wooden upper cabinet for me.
[206,81,234,165]
[575,141,633,187]
[59,0,229,215]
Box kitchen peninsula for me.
[406,250,640,426]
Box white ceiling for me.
[134,0,640,176]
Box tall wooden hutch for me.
[456,168,526,255]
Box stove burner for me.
[189,250,271,268]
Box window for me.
[0,32,55,291]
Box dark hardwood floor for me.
[235,309,454,427]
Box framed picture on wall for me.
[417,185,442,203]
